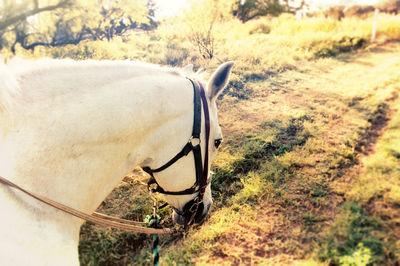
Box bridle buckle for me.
[189,136,201,146]
[189,197,202,213]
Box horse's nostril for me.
[205,202,212,213]
[194,202,212,224]
[202,203,210,217]
[172,200,213,225]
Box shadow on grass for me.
[212,115,312,201]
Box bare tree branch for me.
[0,0,71,32]
[2,0,157,53]
[234,0,307,22]
[9,17,151,53]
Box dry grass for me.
[73,41,400,265]
[156,42,400,265]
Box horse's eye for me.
[214,138,223,149]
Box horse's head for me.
[142,61,234,226]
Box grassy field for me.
[76,41,400,265]
[149,42,400,265]
[16,10,400,265]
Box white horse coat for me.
[0,58,233,265]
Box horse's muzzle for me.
[173,200,212,225]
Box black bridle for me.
[142,78,211,225]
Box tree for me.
[0,0,153,53]
[143,0,158,30]
[324,5,346,20]
[232,0,306,22]
[183,0,235,60]
[0,0,71,32]
[378,0,400,14]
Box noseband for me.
[142,78,211,223]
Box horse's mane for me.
[0,58,205,133]
[0,61,21,135]
[7,57,187,76]
[0,63,20,114]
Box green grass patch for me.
[308,36,367,58]
[319,202,384,265]
[78,182,171,265]
[212,116,312,199]
[321,100,400,265]
[79,225,150,266]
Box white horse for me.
[0,58,234,265]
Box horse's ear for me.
[207,61,234,101]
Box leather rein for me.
[0,78,210,234]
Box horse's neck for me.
[0,62,193,250]
[0,186,81,265]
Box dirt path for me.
[192,42,400,265]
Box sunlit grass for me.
[349,112,400,202]
[346,99,400,207]
[156,41,400,264]
[322,79,400,264]
[14,9,400,265]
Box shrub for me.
[164,42,190,66]
[248,20,271,34]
